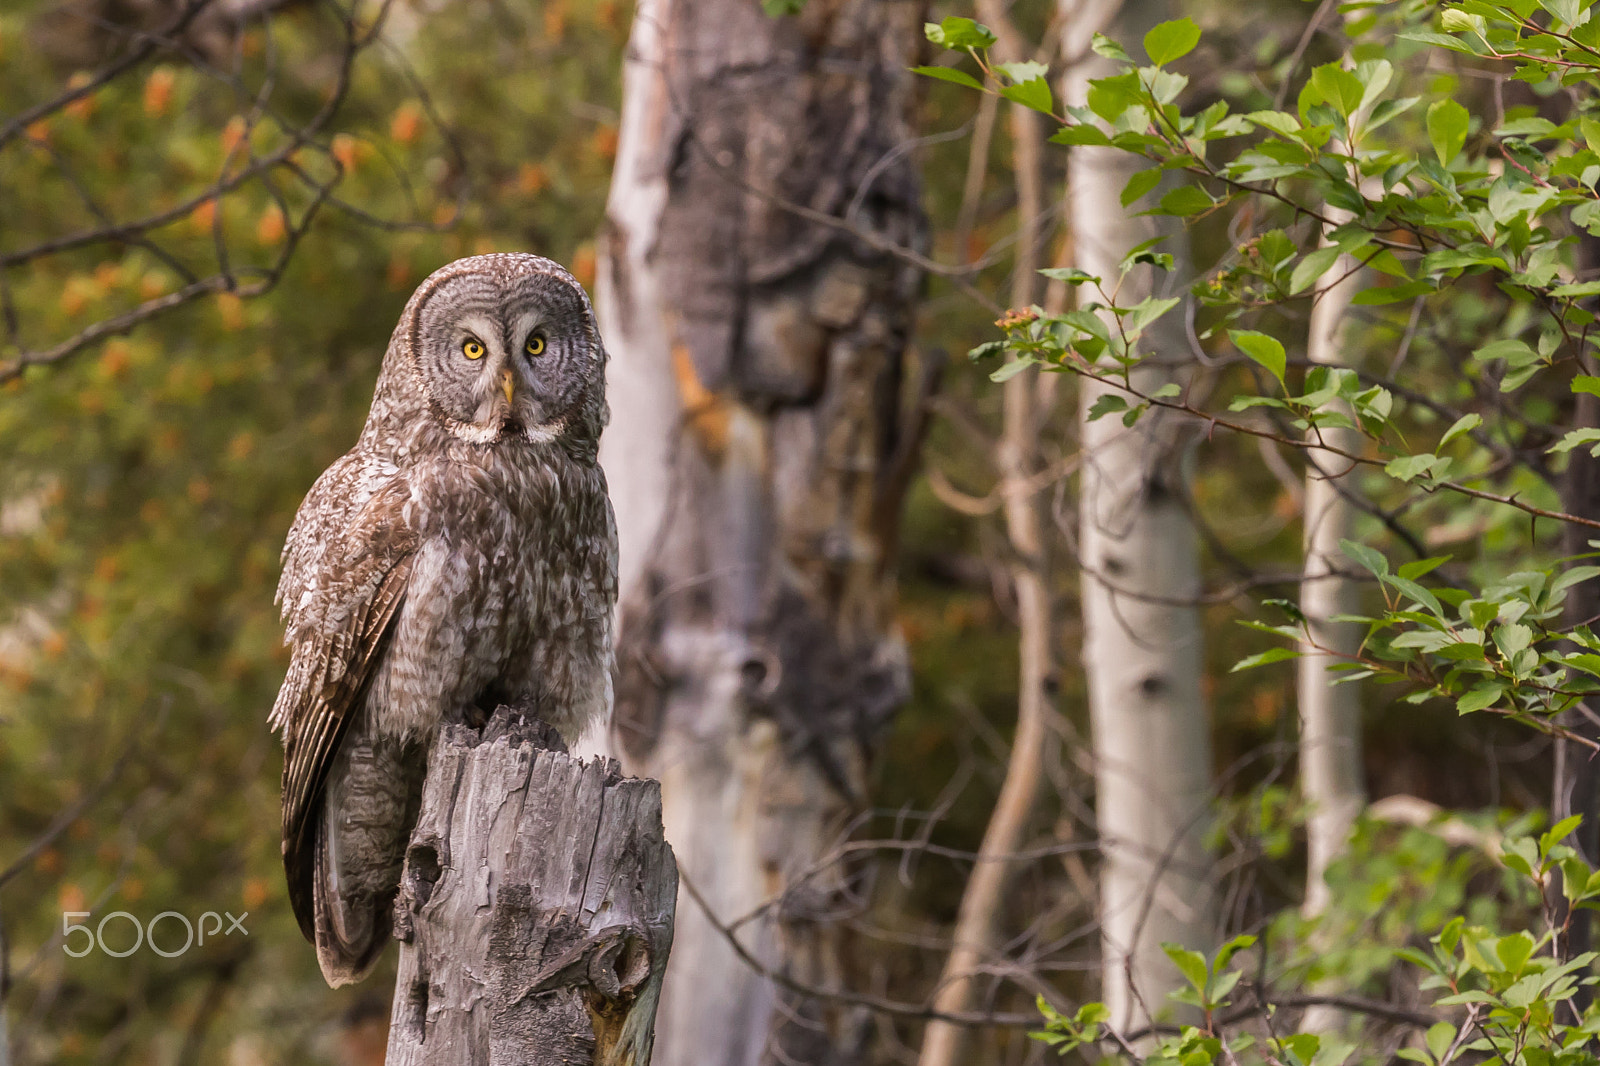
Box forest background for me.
[0,0,1590,1064]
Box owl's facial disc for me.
[416,266,598,445]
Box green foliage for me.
[1037,818,1600,1066]
[0,1,625,1060]
[917,0,1600,1057]
[923,0,1600,743]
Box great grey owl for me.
[269,254,617,987]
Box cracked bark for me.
[597,0,930,1060]
[384,707,677,1066]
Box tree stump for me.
[385,706,677,1065]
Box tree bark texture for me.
[1294,211,1367,1037]
[385,710,677,1066]
[1061,0,1216,1030]
[597,0,929,1062]
[1298,217,1365,920]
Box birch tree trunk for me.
[596,0,929,1060]
[1295,220,1366,1036]
[1299,221,1365,917]
[1061,0,1216,1029]
[385,709,677,1066]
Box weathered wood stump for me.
[385,707,677,1065]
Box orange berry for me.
[64,72,96,121]
[143,67,176,116]
[517,162,548,195]
[331,133,360,173]
[100,339,131,379]
[190,198,217,235]
[220,115,247,157]
[217,292,244,331]
[255,205,286,245]
[390,102,423,145]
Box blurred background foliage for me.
[0,0,1563,1062]
[0,0,624,1060]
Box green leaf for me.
[1474,337,1539,365]
[1551,428,1600,455]
[1162,943,1209,991]
[1351,279,1434,305]
[1087,394,1129,421]
[1457,684,1503,713]
[1342,539,1389,576]
[1231,647,1300,671]
[1494,622,1532,656]
[1427,98,1470,164]
[1143,17,1201,65]
[1437,413,1481,448]
[1049,124,1112,147]
[1039,267,1099,285]
[989,357,1037,383]
[1290,245,1342,295]
[1386,453,1441,483]
[1156,185,1215,216]
[998,61,1048,84]
[1538,0,1585,24]
[1229,329,1286,385]
[1576,376,1600,398]
[1398,556,1451,581]
[1554,281,1600,298]
[924,17,998,50]
[1091,33,1130,62]
[1121,169,1163,207]
[1496,931,1535,974]
[910,65,985,91]
[999,77,1054,115]
[1310,63,1364,118]
[1245,110,1302,138]
[1126,296,1180,333]
[1425,1023,1457,1063]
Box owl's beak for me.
[499,368,515,406]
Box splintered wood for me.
[386,711,676,1065]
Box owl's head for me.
[395,254,607,447]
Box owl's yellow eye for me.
[525,333,547,358]
[462,338,486,360]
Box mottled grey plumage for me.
[270,254,617,987]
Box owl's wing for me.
[273,474,417,941]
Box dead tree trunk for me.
[385,709,677,1066]
[596,0,929,1062]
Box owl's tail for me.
[308,734,425,988]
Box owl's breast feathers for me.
[373,439,617,737]
[271,439,616,942]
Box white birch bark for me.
[1298,229,1365,919]
[1061,0,1215,1029]
[596,0,928,1061]
[1295,214,1367,1035]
